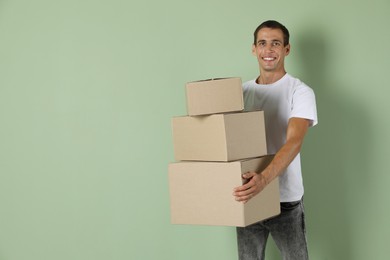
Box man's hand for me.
[233,171,268,204]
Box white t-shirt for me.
[243,73,318,202]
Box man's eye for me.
[272,42,281,46]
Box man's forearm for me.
[261,137,303,184]
[261,117,309,184]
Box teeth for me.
[263,57,275,61]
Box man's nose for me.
[263,44,273,52]
[265,43,274,51]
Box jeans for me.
[236,198,308,260]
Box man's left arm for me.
[233,117,310,203]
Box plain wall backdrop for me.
[1,0,389,259]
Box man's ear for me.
[285,44,291,56]
[251,44,257,56]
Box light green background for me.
[0,0,389,259]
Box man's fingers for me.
[233,184,256,199]
[234,181,251,192]
[235,192,253,203]
[232,172,262,203]
[242,171,256,179]
[233,172,256,192]
[233,178,256,193]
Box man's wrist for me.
[259,171,271,186]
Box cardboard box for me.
[186,78,244,116]
[168,156,280,226]
[172,111,267,162]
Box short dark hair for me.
[253,20,290,46]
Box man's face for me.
[252,28,290,73]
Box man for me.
[233,20,318,260]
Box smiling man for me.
[233,20,318,260]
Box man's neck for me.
[256,70,287,85]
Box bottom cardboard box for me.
[168,156,280,227]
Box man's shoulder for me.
[285,74,313,91]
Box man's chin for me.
[262,66,277,72]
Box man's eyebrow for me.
[257,39,283,44]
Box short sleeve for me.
[290,84,318,127]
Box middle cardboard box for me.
[172,110,267,162]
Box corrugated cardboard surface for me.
[186,77,244,116]
[168,156,280,227]
[171,111,267,162]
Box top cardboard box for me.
[186,77,244,116]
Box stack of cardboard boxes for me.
[168,78,280,227]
